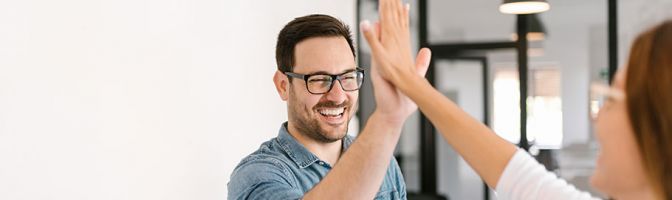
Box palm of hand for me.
[370,48,431,124]
[370,61,415,124]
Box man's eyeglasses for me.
[284,68,365,95]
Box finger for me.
[370,59,387,90]
[360,20,384,55]
[415,47,432,76]
[403,3,410,29]
[395,0,404,26]
[379,0,392,29]
[393,0,402,26]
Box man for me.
[228,13,430,199]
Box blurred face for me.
[591,69,651,198]
[279,36,358,143]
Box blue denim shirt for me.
[228,122,406,200]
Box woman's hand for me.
[367,42,431,125]
[361,0,427,86]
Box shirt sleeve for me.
[495,149,602,200]
[391,157,407,199]
[228,158,303,200]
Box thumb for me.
[360,20,384,55]
[415,47,432,76]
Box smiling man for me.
[227,13,430,200]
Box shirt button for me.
[318,161,325,165]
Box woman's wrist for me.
[396,70,427,94]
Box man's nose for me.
[324,80,347,103]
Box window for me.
[493,67,563,149]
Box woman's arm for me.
[398,73,517,188]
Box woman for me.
[360,0,671,199]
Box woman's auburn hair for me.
[625,19,672,199]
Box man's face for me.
[285,36,358,143]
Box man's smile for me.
[316,107,347,125]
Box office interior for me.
[1,0,671,200]
[355,1,671,199]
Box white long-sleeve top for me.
[495,149,602,200]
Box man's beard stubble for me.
[287,88,356,143]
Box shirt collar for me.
[275,122,353,168]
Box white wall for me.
[0,1,354,199]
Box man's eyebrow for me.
[308,68,357,75]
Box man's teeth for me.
[319,108,345,116]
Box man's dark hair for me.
[275,14,356,73]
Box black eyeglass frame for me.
[284,68,365,95]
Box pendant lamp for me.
[500,0,550,14]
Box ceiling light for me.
[500,0,550,14]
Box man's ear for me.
[273,71,289,101]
